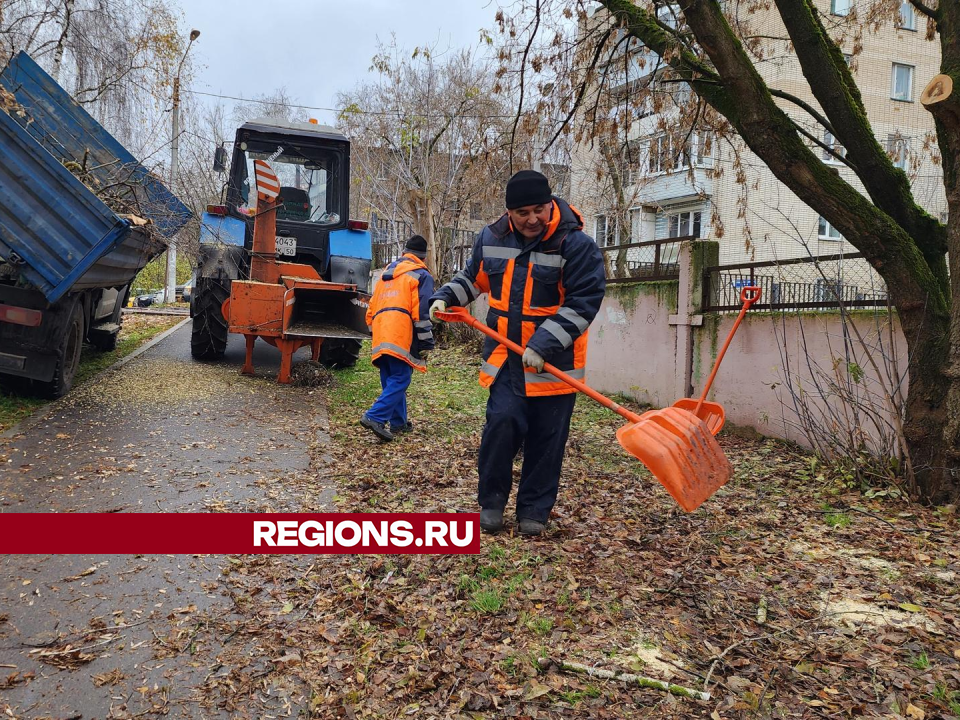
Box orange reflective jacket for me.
[366,253,435,372]
[431,198,606,396]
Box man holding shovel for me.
[429,170,605,535]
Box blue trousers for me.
[366,355,413,426]
[477,370,577,522]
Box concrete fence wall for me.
[587,241,907,451]
[376,240,906,451]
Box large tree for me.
[508,0,958,502]
[336,39,528,277]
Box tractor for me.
[191,117,371,369]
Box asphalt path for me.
[0,323,333,718]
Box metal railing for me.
[702,252,890,311]
[601,236,689,283]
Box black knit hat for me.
[404,234,427,259]
[505,170,552,209]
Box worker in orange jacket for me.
[361,235,435,442]
[429,170,606,535]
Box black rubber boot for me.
[479,508,504,534]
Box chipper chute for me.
[219,160,369,383]
[437,288,761,512]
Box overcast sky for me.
[181,0,502,126]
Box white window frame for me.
[887,133,909,170]
[643,132,713,175]
[898,1,916,30]
[595,214,610,247]
[831,0,851,15]
[891,63,914,102]
[822,130,846,164]
[818,216,843,241]
[664,209,702,239]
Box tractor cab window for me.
[236,141,342,225]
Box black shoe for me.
[518,518,546,536]
[479,508,504,534]
[360,414,394,442]
[391,420,414,434]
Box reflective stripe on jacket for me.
[366,253,435,372]
[431,198,606,396]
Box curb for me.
[1,317,191,440]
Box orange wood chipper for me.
[219,159,370,383]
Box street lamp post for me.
[164,28,200,304]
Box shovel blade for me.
[616,407,732,512]
[672,398,725,436]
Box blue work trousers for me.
[366,355,414,427]
[477,370,577,522]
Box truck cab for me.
[192,118,372,366]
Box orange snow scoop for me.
[673,286,762,435]
[436,307,732,512]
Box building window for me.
[887,133,909,170]
[596,215,621,246]
[891,63,914,101]
[667,210,702,238]
[818,216,843,241]
[822,131,846,163]
[898,1,916,30]
[643,132,713,174]
[831,0,851,15]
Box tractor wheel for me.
[319,338,362,369]
[190,278,230,360]
[35,300,84,399]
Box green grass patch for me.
[908,651,929,671]
[820,503,852,529]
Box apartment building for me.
[571,1,944,288]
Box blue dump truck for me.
[0,51,191,397]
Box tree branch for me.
[768,87,836,136]
[909,0,938,20]
[774,0,946,260]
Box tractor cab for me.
[223,118,363,285]
[193,118,372,368]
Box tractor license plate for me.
[276,236,296,256]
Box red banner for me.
[0,513,481,554]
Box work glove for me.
[522,346,545,373]
[420,349,431,361]
[429,299,447,324]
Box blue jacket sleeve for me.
[415,270,436,351]
[526,232,606,359]
[430,234,485,307]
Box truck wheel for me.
[36,301,84,399]
[191,278,230,359]
[319,338,362,369]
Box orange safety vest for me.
[366,253,434,372]
[433,198,606,396]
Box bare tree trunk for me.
[51,0,74,83]
[599,139,628,277]
[920,71,960,501]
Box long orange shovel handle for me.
[694,286,761,415]
[436,307,644,423]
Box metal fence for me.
[702,252,890,311]
[370,217,478,277]
[370,216,413,267]
[601,236,687,283]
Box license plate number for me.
[276,236,296,256]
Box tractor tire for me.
[191,278,230,360]
[319,338,362,369]
[35,300,84,399]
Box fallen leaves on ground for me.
[140,345,960,717]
